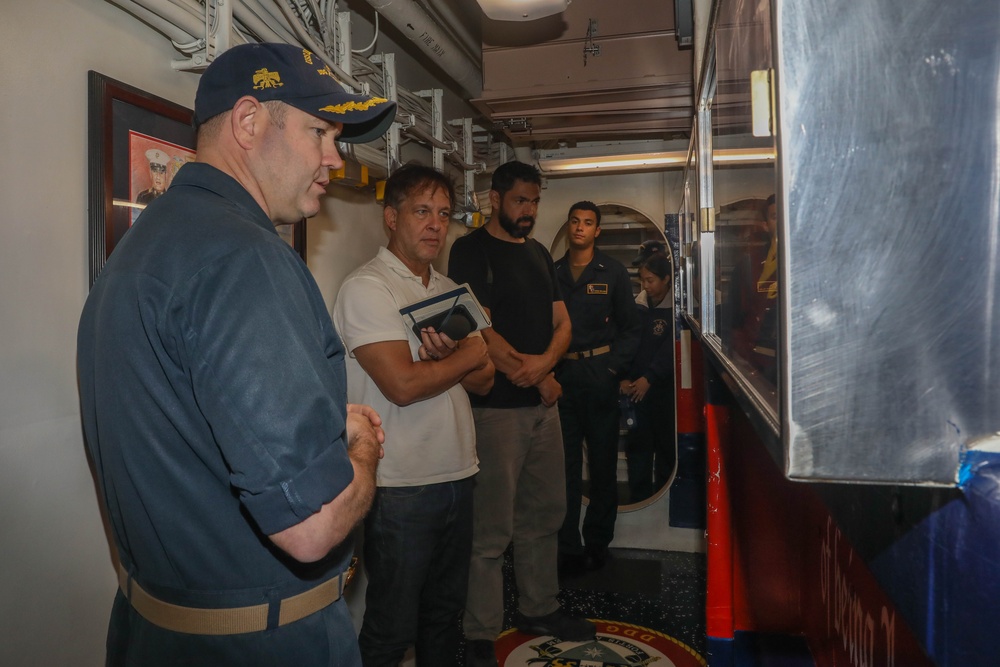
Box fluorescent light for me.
[537,147,776,174]
[713,147,777,163]
[538,151,688,172]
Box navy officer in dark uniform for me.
[77,43,396,667]
[553,201,640,575]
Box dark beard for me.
[498,209,535,239]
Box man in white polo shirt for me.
[333,163,494,667]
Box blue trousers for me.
[625,385,675,503]
[359,478,474,667]
[556,357,622,555]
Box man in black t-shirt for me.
[449,161,596,667]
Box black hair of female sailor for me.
[640,251,672,281]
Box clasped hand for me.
[417,327,457,361]
[619,377,651,402]
[507,350,551,388]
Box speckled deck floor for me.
[557,548,707,655]
[458,546,708,665]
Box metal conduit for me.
[419,0,482,64]
[363,0,483,98]
[107,0,199,44]
[270,0,360,88]
[117,0,203,39]
[162,0,206,23]
[239,0,301,44]
[406,124,455,151]
[303,0,330,44]
[104,0,494,179]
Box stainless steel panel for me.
[776,0,1000,483]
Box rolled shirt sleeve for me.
[180,241,354,536]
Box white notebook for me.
[398,283,491,340]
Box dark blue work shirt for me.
[554,248,640,377]
[77,162,355,604]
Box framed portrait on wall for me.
[87,71,196,286]
[128,131,195,222]
[87,71,308,286]
[275,221,307,261]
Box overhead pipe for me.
[363,0,483,99]
[419,0,482,65]
[163,0,205,23]
[406,123,455,151]
[109,0,202,42]
[104,0,489,173]
[302,0,331,45]
[239,0,302,44]
[233,6,291,44]
[169,0,236,70]
[272,0,316,43]
[269,0,363,88]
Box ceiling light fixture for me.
[712,147,778,164]
[536,147,776,174]
[538,152,687,173]
[475,0,570,22]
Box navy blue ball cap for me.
[194,42,397,143]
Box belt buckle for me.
[344,556,358,591]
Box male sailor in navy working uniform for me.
[553,201,640,575]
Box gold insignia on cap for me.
[318,97,389,114]
[253,68,283,90]
[316,65,335,79]
[302,49,314,65]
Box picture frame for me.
[87,71,308,286]
[87,71,196,287]
[275,220,308,262]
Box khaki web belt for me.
[117,564,344,635]
[563,344,611,360]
